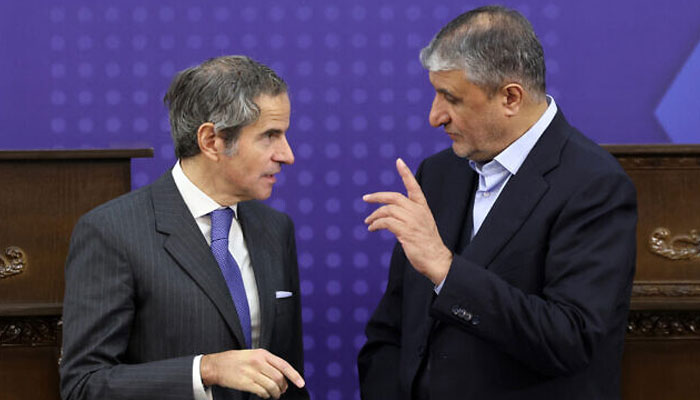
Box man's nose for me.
[274,135,295,165]
[428,96,449,127]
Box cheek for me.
[226,169,245,186]
[454,115,476,135]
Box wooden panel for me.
[0,149,151,400]
[0,346,61,400]
[604,145,700,399]
[1,158,131,305]
[605,145,700,308]
[622,339,700,399]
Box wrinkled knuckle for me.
[250,356,263,368]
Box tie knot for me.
[210,208,235,242]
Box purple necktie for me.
[210,208,251,348]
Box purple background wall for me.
[2,1,699,399]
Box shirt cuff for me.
[434,277,446,294]
[193,355,213,400]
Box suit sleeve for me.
[357,164,429,400]
[430,170,637,376]
[60,212,195,400]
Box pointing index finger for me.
[396,158,427,205]
[267,354,305,388]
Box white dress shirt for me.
[171,161,261,400]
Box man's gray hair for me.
[163,55,287,159]
[420,5,546,101]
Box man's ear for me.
[501,83,524,117]
[197,122,219,161]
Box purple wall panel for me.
[2,1,699,399]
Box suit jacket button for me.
[471,315,480,325]
[451,305,461,316]
[463,312,472,321]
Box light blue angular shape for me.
[655,40,700,143]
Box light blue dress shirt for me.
[469,96,558,238]
[435,96,558,293]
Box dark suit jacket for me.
[60,171,308,400]
[358,110,637,399]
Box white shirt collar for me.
[171,160,237,219]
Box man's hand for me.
[200,349,305,399]
[364,158,453,284]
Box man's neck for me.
[180,156,239,206]
[503,98,547,145]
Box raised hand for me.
[363,158,453,284]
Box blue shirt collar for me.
[469,95,558,176]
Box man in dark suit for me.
[60,56,308,400]
[358,6,637,399]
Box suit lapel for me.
[237,202,277,350]
[462,110,570,268]
[429,153,477,253]
[463,166,548,268]
[151,172,248,348]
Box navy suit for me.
[358,110,637,399]
[60,172,308,400]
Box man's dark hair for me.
[164,55,287,159]
[420,5,546,100]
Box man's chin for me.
[451,143,471,159]
[451,144,493,162]
[254,189,274,202]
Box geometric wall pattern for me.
[656,39,700,143]
[2,1,700,399]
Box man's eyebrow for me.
[260,128,284,136]
[437,88,460,100]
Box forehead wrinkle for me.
[430,70,466,91]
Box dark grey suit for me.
[60,171,308,400]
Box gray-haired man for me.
[61,56,308,400]
[359,6,636,399]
